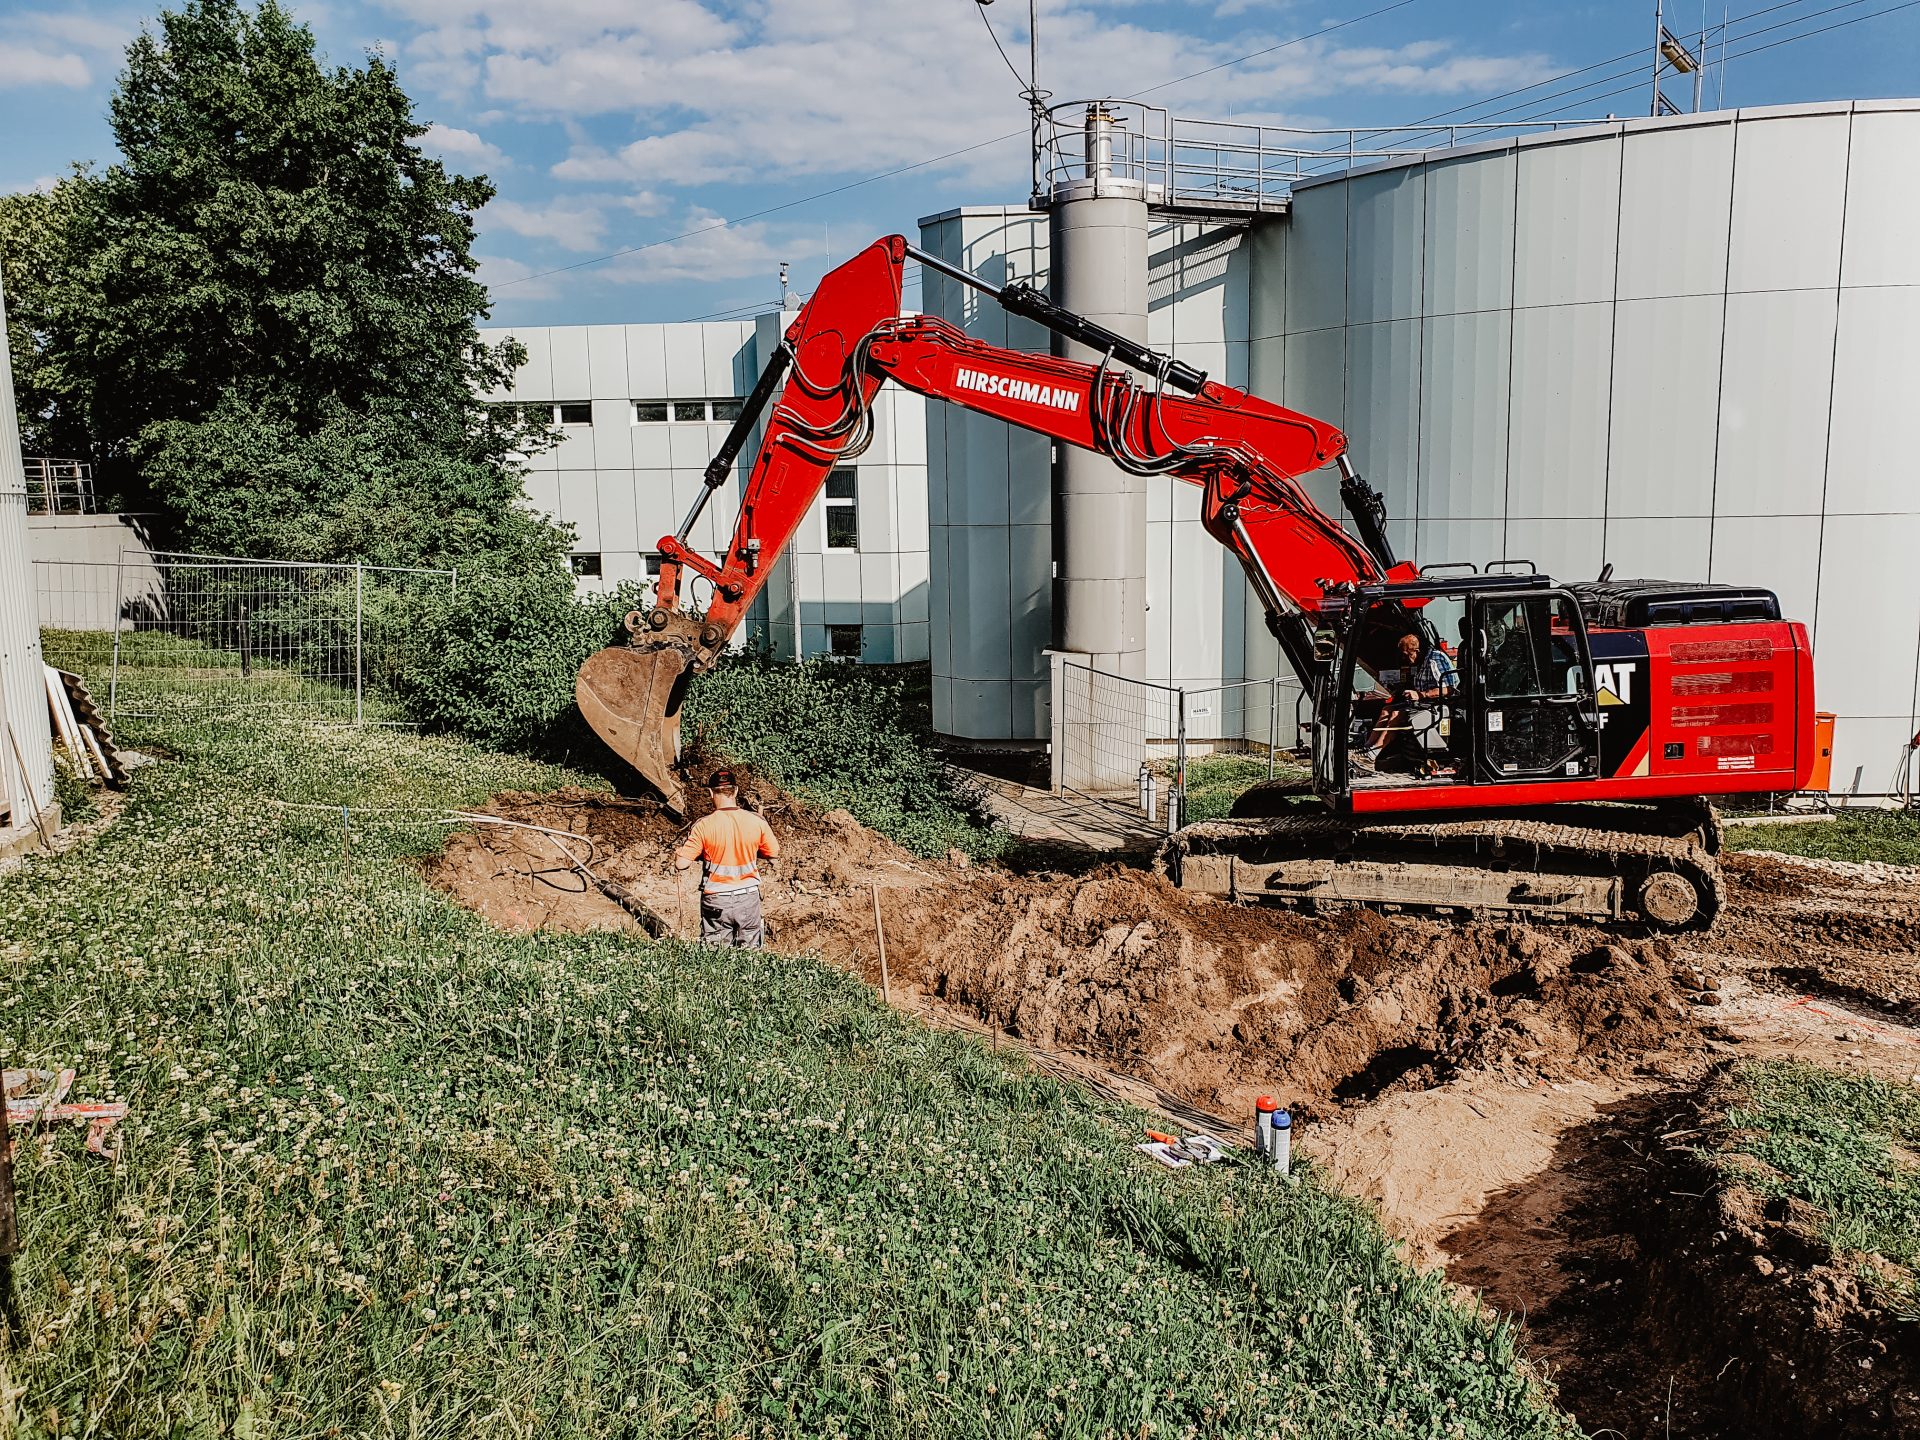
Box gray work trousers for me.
[699,885,764,948]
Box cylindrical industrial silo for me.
[0,270,58,845]
[1049,104,1149,676]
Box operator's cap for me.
[706,768,737,790]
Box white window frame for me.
[823,467,859,552]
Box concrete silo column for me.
[1049,105,1149,677]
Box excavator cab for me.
[1314,573,1602,805]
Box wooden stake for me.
[0,1070,20,1345]
[4,724,50,849]
[871,883,891,1004]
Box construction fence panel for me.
[32,551,455,727]
[1052,660,1182,798]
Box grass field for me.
[1726,809,1920,867]
[1715,1061,1920,1310]
[0,667,1581,1438]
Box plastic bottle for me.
[1253,1095,1278,1159]
[1270,1109,1292,1177]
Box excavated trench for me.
[422,777,1920,1438]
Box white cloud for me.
[483,196,609,251]
[372,0,1555,199]
[474,251,562,303]
[422,121,507,166]
[0,42,90,88]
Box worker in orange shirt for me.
[674,769,782,947]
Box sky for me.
[4,0,1917,328]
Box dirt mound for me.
[425,783,1701,1124]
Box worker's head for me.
[706,769,738,805]
[1397,633,1423,664]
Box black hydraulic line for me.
[702,344,794,489]
[906,243,1208,395]
[1335,455,1399,571]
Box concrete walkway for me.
[972,774,1166,857]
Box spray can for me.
[1142,768,1157,820]
[1270,1109,1292,1178]
[1254,1095,1278,1159]
[1137,762,1151,813]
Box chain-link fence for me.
[1051,660,1311,829]
[33,550,456,726]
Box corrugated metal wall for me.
[0,270,56,833]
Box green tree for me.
[52,0,559,570]
[0,171,94,461]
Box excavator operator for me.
[1354,631,1457,773]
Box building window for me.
[828,624,862,658]
[569,553,602,578]
[644,554,665,578]
[633,399,747,423]
[558,402,593,425]
[824,468,859,551]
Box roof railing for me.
[1036,100,1615,213]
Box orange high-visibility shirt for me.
[678,809,780,893]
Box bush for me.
[388,572,642,754]
[685,653,1005,859]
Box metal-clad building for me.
[923,100,1920,791]
[1256,100,1920,792]
[477,316,930,664]
[1,270,56,845]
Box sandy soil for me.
[422,782,1920,1438]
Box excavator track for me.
[1158,790,1725,931]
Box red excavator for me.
[576,235,1815,930]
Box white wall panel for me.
[1727,113,1848,293]
[1841,109,1920,288]
[1345,320,1421,520]
[553,428,597,471]
[662,327,705,396]
[1616,122,1735,300]
[1830,717,1915,798]
[945,524,1012,682]
[1504,518,1603,580]
[586,326,628,397]
[1418,310,1510,519]
[1168,520,1227,684]
[1505,303,1612,518]
[1709,515,1820,628]
[1346,167,1426,325]
[549,329,591,399]
[1714,288,1837,515]
[1824,285,1920,513]
[1248,219,1288,340]
[1812,513,1920,719]
[901,550,931,625]
[595,471,640,556]
[1605,295,1721,518]
[521,471,560,525]
[1413,517,1505,572]
[1513,137,1621,309]
[511,328,553,399]
[1281,326,1345,429]
[625,325,667,398]
[1285,182,1348,334]
[590,398,633,469]
[1601,516,1711,580]
[630,425,673,469]
[558,473,600,548]
[1423,149,1515,318]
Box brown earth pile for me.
[425,784,1701,1119]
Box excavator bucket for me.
[576,644,690,814]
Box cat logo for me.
[1593,661,1637,707]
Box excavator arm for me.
[577,233,1414,810]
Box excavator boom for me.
[582,234,1411,809]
